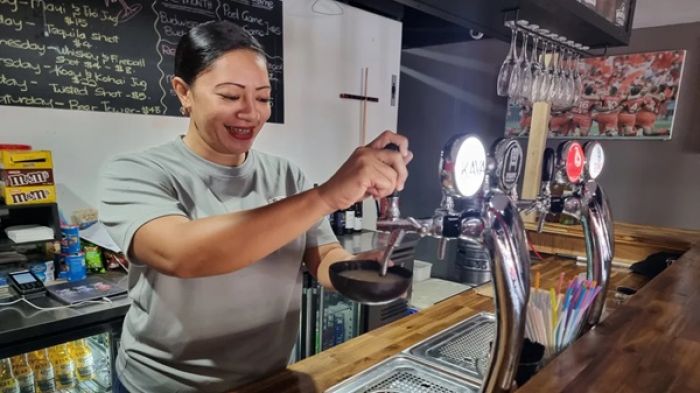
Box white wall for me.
[1,0,402,228]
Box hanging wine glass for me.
[497,21,519,97]
[546,34,561,103]
[528,27,542,103]
[565,42,577,106]
[517,28,533,100]
[507,24,526,98]
[575,45,588,104]
[554,36,569,106]
[536,29,551,102]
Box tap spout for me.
[581,183,614,328]
[481,194,531,393]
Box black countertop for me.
[0,231,466,356]
[0,272,130,357]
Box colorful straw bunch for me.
[525,272,603,359]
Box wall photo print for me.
[505,50,686,140]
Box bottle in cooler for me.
[9,355,34,393]
[47,345,75,389]
[27,350,55,393]
[0,358,19,393]
[68,339,95,381]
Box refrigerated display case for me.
[0,333,114,392]
[294,271,362,362]
[0,273,129,393]
[0,319,123,393]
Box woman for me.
[99,21,412,393]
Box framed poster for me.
[505,50,686,140]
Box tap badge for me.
[585,142,605,180]
[495,139,523,191]
[565,142,584,183]
[455,136,486,198]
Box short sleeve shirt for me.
[98,137,336,393]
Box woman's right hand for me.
[317,131,413,211]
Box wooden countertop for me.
[526,221,700,265]
[517,244,700,393]
[526,221,700,251]
[232,256,649,393]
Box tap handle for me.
[541,148,555,184]
[537,211,547,233]
[384,143,401,197]
[437,237,449,260]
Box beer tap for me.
[578,142,614,329]
[517,148,556,233]
[376,135,531,393]
[520,141,613,329]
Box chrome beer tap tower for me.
[377,135,530,393]
[520,140,613,329]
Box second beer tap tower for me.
[521,141,613,329]
[376,135,531,393]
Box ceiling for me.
[632,0,700,28]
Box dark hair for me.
[174,20,266,84]
[584,85,594,95]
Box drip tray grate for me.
[405,313,496,381]
[325,355,477,393]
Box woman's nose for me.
[237,96,257,121]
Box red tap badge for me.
[565,142,584,183]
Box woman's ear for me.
[172,76,192,115]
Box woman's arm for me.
[303,243,384,289]
[129,131,411,278]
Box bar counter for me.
[517,243,700,393]
[232,255,650,393]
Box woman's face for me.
[177,49,271,166]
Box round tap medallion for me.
[585,142,605,180]
[494,139,523,191]
[455,136,486,197]
[565,142,584,183]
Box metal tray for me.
[325,355,478,393]
[403,312,496,383]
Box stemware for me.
[497,21,519,97]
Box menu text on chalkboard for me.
[0,0,284,122]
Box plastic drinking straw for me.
[557,280,577,349]
[557,272,565,294]
[535,271,541,289]
[550,287,557,344]
[565,286,588,344]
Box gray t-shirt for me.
[98,137,336,393]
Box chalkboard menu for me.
[0,0,284,123]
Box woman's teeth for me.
[226,126,252,136]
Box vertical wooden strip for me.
[521,100,551,222]
[361,67,368,145]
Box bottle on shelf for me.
[344,207,355,234]
[332,209,345,236]
[27,350,55,393]
[9,355,34,393]
[353,202,363,233]
[68,339,95,381]
[0,358,19,393]
[47,345,76,390]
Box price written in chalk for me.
[0,0,284,122]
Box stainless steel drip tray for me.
[403,312,496,383]
[325,355,479,393]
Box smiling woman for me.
[171,22,271,166]
[98,20,413,393]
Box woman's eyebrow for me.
[215,82,271,90]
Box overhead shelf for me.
[341,0,635,49]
